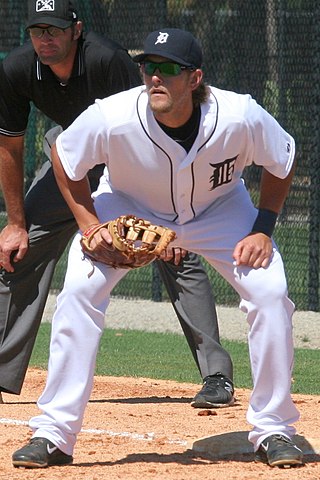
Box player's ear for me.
[190,69,203,91]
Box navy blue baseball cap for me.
[133,28,203,68]
[26,0,78,29]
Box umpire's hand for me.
[0,225,29,272]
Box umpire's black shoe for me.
[12,437,73,468]
[255,434,303,468]
[191,373,235,408]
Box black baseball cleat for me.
[12,437,73,468]
[191,373,235,408]
[255,434,304,468]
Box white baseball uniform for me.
[29,85,299,454]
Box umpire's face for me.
[141,55,203,128]
[28,21,82,67]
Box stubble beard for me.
[149,96,173,114]
[38,51,65,65]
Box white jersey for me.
[56,85,295,225]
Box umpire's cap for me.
[133,28,203,69]
[26,0,78,29]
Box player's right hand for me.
[0,225,29,272]
[159,247,187,265]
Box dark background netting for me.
[0,0,319,310]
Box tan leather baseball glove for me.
[81,214,176,269]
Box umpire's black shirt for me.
[0,31,142,136]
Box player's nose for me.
[151,74,163,85]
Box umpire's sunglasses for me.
[140,61,196,77]
[28,26,69,38]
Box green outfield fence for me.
[0,1,319,311]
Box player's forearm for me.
[51,144,99,232]
[0,139,26,228]
[250,164,295,238]
[258,163,295,213]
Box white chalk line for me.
[0,417,187,446]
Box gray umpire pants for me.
[0,161,233,395]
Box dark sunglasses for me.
[28,26,69,38]
[140,61,195,77]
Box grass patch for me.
[30,324,319,395]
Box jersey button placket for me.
[176,169,193,223]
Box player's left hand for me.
[159,247,188,265]
[233,232,273,269]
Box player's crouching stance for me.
[13,27,304,469]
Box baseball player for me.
[0,1,234,407]
[12,28,303,469]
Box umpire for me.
[0,0,233,406]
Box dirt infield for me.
[1,368,319,480]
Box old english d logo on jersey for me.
[209,156,237,191]
[36,0,55,12]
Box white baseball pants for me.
[30,182,299,454]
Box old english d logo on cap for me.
[36,0,55,12]
[155,32,169,45]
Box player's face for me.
[142,56,202,127]
[29,24,77,66]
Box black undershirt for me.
[157,105,201,152]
